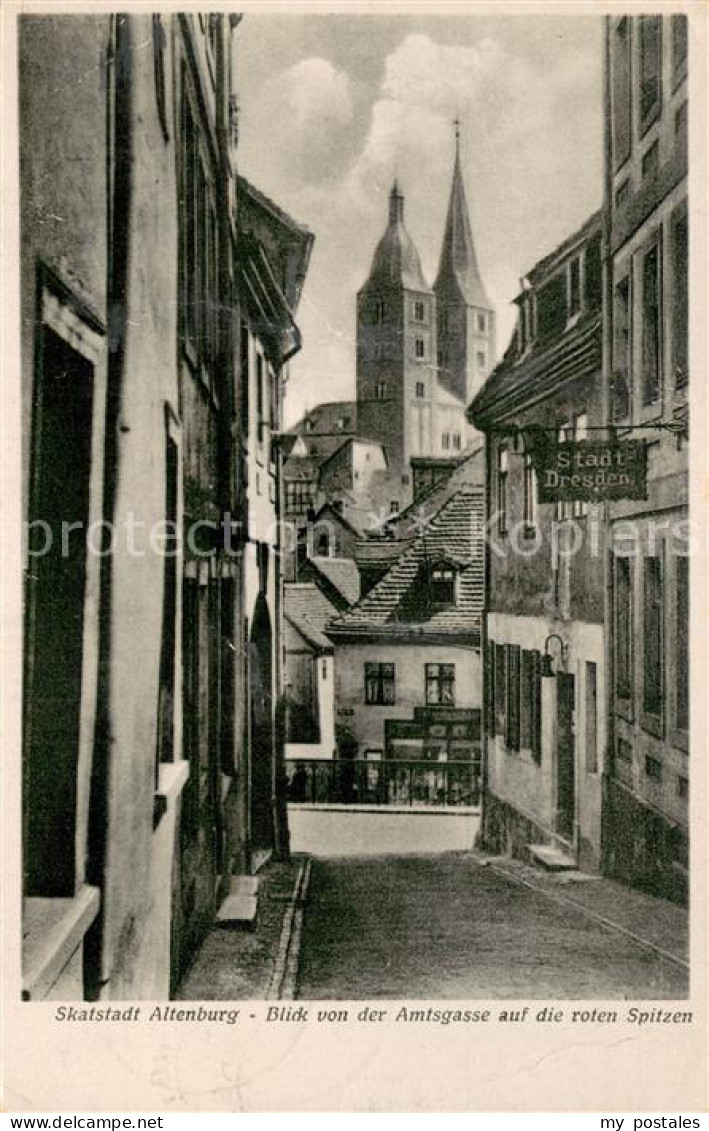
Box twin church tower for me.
[356,128,495,507]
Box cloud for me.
[236,23,603,424]
[246,57,356,189]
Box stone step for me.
[216,874,260,928]
[528,844,577,872]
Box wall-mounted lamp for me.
[541,633,568,678]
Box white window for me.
[523,452,537,530]
[573,413,588,517]
[477,312,486,333]
[415,338,425,359]
[413,301,425,322]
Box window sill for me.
[639,105,660,141]
[23,884,100,1000]
[641,710,664,741]
[668,725,689,754]
[639,400,663,424]
[615,696,634,724]
[153,760,190,830]
[672,63,688,93]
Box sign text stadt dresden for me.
[535,440,647,503]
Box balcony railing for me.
[285,759,481,808]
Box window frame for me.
[429,563,457,607]
[641,552,664,737]
[497,444,509,535]
[638,15,663,138]
[671,13,688,91]
[523,450,538,533]
[640,232,663,415]
[671,202,689,395]
[670,552,689,747]
[365,662,396,706]
[612,16,632,170]
[612,271,633,423]
[425,662,456,707]
[614,552,635,720]
[506,645,521,752]
[585,661,598,774]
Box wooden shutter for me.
[507,645,521,751]
[531,651,542,764]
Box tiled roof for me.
[305,556,361,607]
[526,209,601,285]
[288,401,357,437]
[283,454,319,482]
[238,175,313,239]
[388,446,484,540]
[328,487,484,640]
[469,312,601,425]
[312,502,368,538]
[284,583,338,653]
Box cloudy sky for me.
[236,13,604,426]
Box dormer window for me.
[537,273,567,341]
[568,255,582,320]
[519,298,534,353]
[430,563,456,606]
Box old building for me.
[356,141,494,511]
[284,583,339,762]
[235,177,313,875]
[327,462,485,782]
[601,14,688,900]
[469,212,607,871]
[283,130,493,526]
[20,12,313,1001]
[21,12,240,999]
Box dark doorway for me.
[556,673,576,843]
[176,573,220,980]
[249,594,274,858]
[24,327,94,896]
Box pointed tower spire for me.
[389,179,404,224]
[434,121,491,308]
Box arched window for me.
[316,530,330,557]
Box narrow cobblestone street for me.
[295,853,688,1000]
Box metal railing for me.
[285,758,481,808]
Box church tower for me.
[356,182,436,510]
[434,124,495,410]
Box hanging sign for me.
[535,439,647,503]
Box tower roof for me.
[434,132,491,309]
[363,181,430,293]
